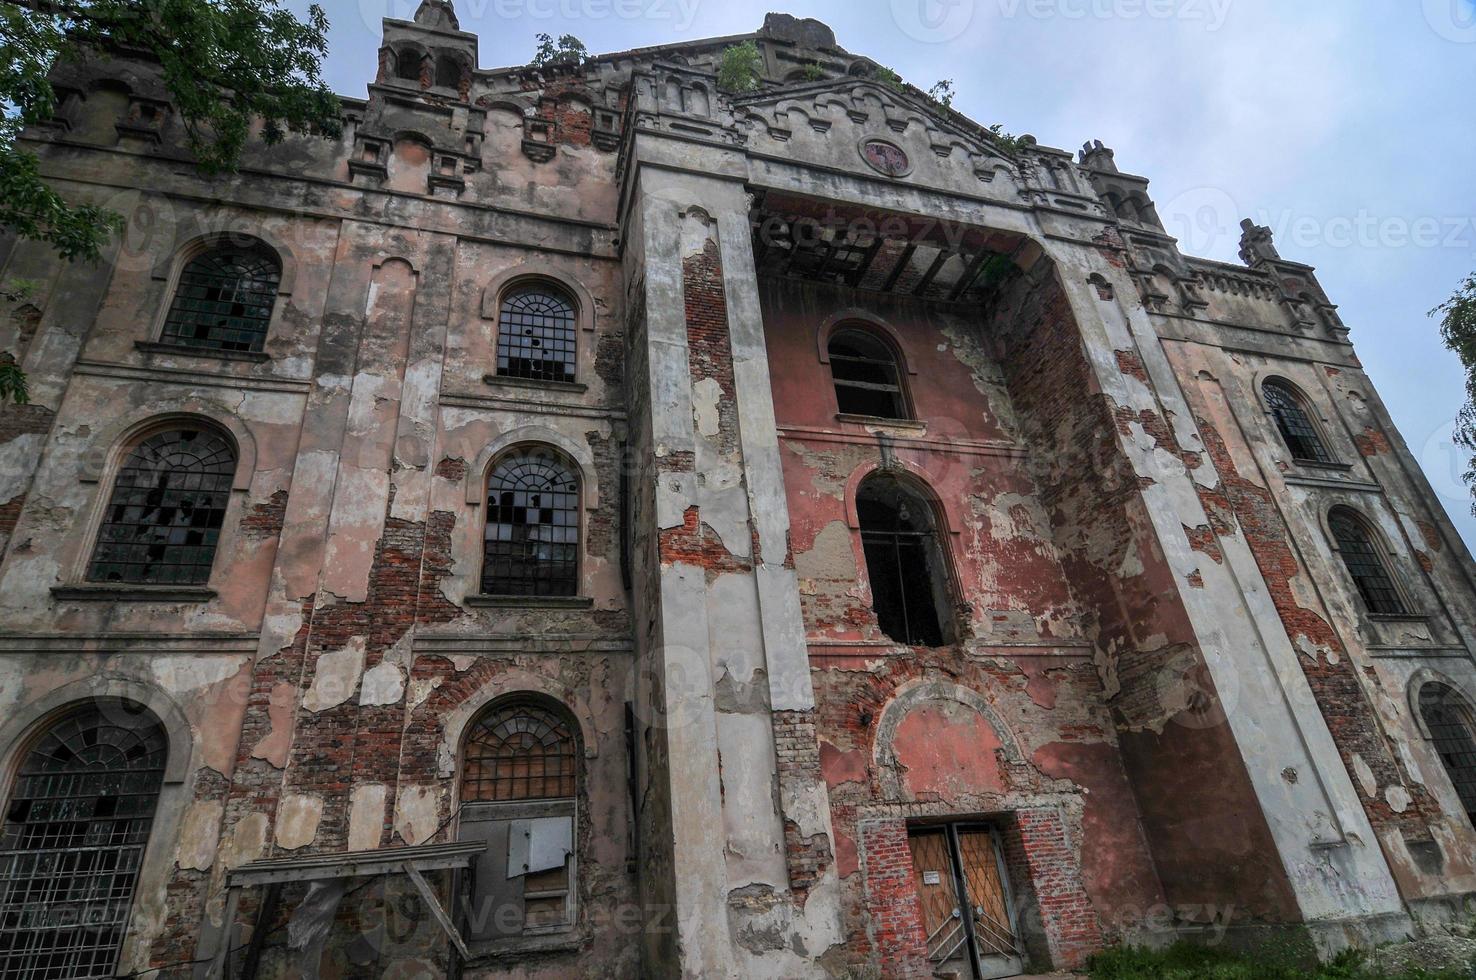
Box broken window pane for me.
[497,286,577,383]
[87,428,236,585]
[0,701,166,980]
[162,247,280,353]
[1328,508,1408,615]
[829,329,907,420]
[857,475,952,646]
[1263,380,1333,463]
[481,452,580,597]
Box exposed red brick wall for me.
[858,819,931,979]
[1013,807,1103,969]
[1354,425,1393,457]
[1194,416,1434,838]
[773,709,832,902]
[239,489,289,539]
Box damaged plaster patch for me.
[175,801,224,872]
[302,637,366,712]
[1385,784,1412,814]
[249,682,297,768]
[408,674,443,710]
[1352,754,1377,798]
[360,660,406,706]
[394,784,440,846]
[692,376,724,438]
[348,783,389,851]
[276,794,324,850]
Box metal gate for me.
[907,824,1023,980]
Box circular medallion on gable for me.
[860,138,911,178]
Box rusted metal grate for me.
[496,287,577,383]
[1263,381,1333,463]
[161,248,280,353]
[87,428,236,586]
[1328,508,1407,615]
[0,702,166,980]
[481,453,579,597]
[462,702,577,802]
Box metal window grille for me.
[1263,381,1333,463]
[829,330,906,420]
[1328,509,1408,615]
[462,703,577,802]
[857,477,947,646]
[1420,684,1476,824]
[87,428,236,586]
[481,453,579,597]
[161,249,280,353]
[0,702,166,980]
[496,287,577,383]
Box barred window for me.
[1263,380,1333,463]
[481,452,579,597]
[88,428,236,586]
[1328,507,1408,616]
[828,329,908,420]
[496,286,577,383]
[0,701,167,980]
[161,247,280,353]
[462,701,578,803]
[1420,683,1476,828]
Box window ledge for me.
[52,584,217,603]
[482,374,588,395]
[1367,612,1427,623]
[835,413,927,432]
[464,595,593,609]
[136,341,270,363]
[1293,459,1354,472]
[464,930,580,960]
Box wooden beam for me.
[880,243,917,293]
[915,249,951,295]
[949,249,993,301]
[405,864,472,960]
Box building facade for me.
[1,9,1474,978]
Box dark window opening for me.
[1420,684,1476,828]
[481,453,579,597]
[395,49,422,82]
[1328,508,1408,616]
[828,328,907,420]
[434,54,462,89]
[1263,380,1334,463]
[161,247,280,353]
[0,702,166,980]
[87,428,236,585]
[497,287,577,384]
[857,475,952,646]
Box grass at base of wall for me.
[1087,942,1469,980]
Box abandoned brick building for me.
[2,6,1475,978]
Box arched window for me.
[496,285,577,384]
[482,451,579,597]
[434,52,463,90]
[0,701,167,979]
[458,698,578,940]
[828,327,908,420]
[1328,507,1408,615]
[395,47,423,83]
[1263,380,1333,463]
[1419,683,1476,827]
[161,246,281,353]
[857,474,952,646]
[88,426,236,585]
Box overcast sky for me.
[311,0,1476,547]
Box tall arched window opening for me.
[496,285,577,384]
[828,328,908,420]
[88,426,236,586]
[481,451,580,597]
[857,474,953,646]
[0,701,167,979]
[161,246,280,353]
[1328,507,1408,616]
[1419,683,1476,828]
[458,698,579,942]
[1263,380,1334,463]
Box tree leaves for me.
[1432,274,1476,514]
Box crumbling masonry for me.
[1,9,1475,979]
